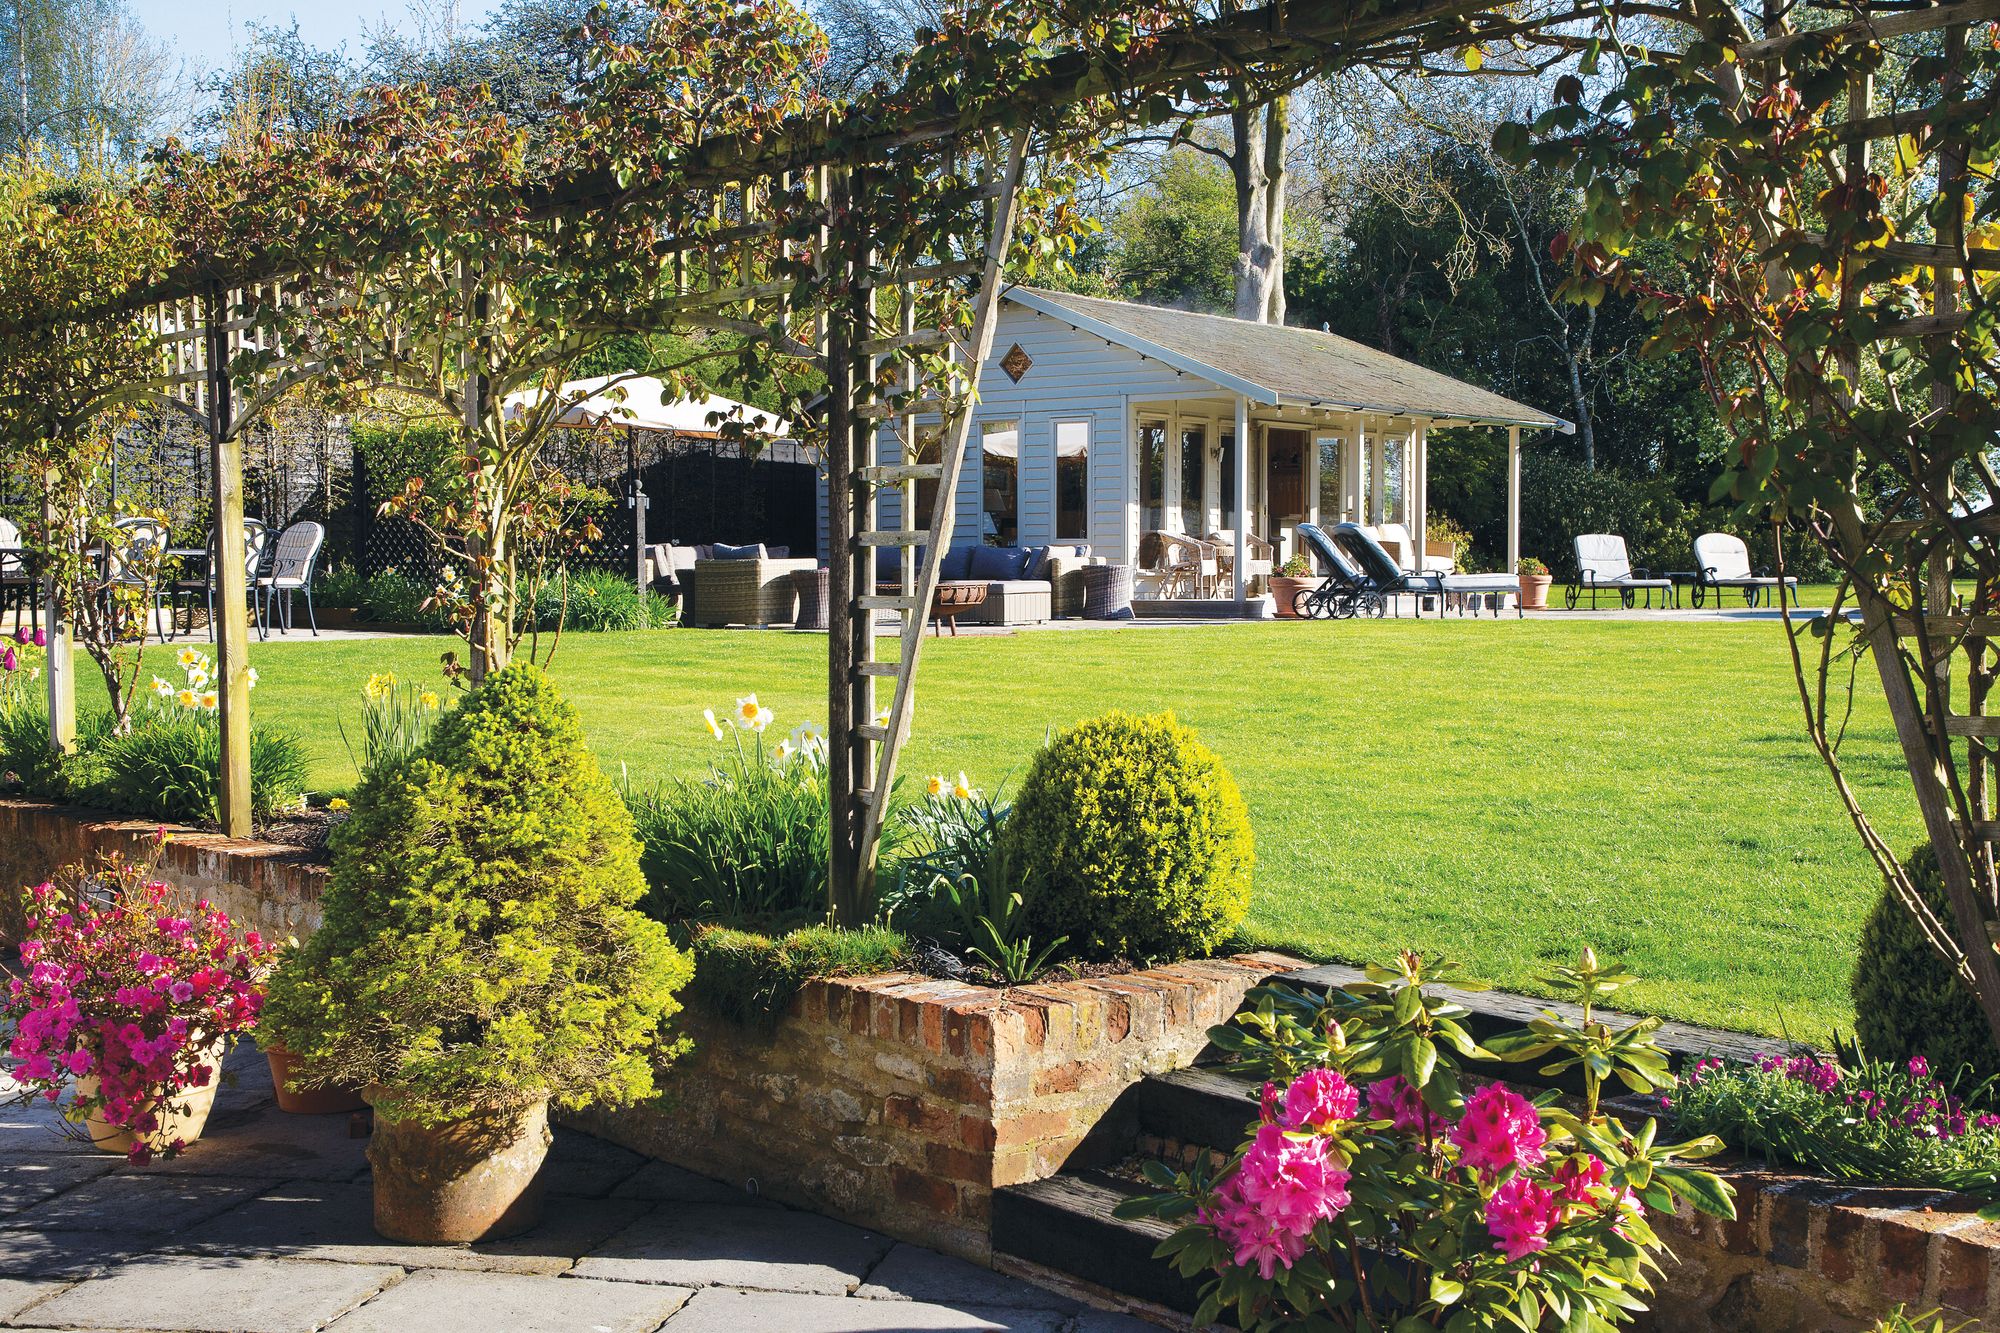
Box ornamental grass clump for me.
[1003,710,1252,962]
[2,849,277,1163]
[1665,1050,2000,1199]
[261,663,692,1125]
[1123,950,1735,1330]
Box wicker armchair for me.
[1207,529,1274,591]
[682,556,819,627]
[1155,532,1220,598]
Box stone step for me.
[989,1170,1205,1315]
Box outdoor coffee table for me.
[930,580,987,635]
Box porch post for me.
[1232,394,1250,603]
[1410,420,1428,569]
[1368,420,1385,525]
[1505,426,1522,574]
[1344,415,1364,523]
[40,464,75,754]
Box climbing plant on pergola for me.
[0,0,1704,917]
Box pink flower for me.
[1201,1188,1311,1279]
[31,629,44,648]
[1486,1175,1560,1261]
[1282,1067,1359,1132]
[1909,1056,1931,1080]
[1236,1123,1352,1235]
[1550,1154,1606,1208]
[1366,1075,1435,1135]
[1451,1085,1548,1177]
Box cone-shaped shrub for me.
[1003,710,1253,961]
[262,664,692,1124]
[1852,842,1999,1084]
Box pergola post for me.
[40,464,75,754]
[206,285,253,839]
[1232,394,1250,603]
[1368,420,1385,525]
[1505,426,1522,574]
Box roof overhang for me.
[1004,288,1575,435]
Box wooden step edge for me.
[856,661,902,677]
[856,595,919,611]
[991,1172,1204,1315]
[1946,715,2000,738]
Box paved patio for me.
[0,1044,1148,1332]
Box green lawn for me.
[235,618,1917,1041]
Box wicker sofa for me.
[681,550,819,627]
[870,543,1093,626]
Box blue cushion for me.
[1019,545,1050,579]
[941,546,974,581]
[874,546,929,581]
[712,542,766,561]
[968,545,1028,581]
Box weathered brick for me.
[1032,1060,1090,1096]
[957,1115,996,1152]
[1931,1224,2000,1316]
[1815,1201,1873,1286]
[925,1142,988,1185]
[891,1166,958,1214]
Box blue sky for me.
[129,0,498,79]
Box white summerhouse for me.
[820,286,1572,602]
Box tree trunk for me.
[1229,90,1288,324]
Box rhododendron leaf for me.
[1430,1275,1465,1305]
[1654,1165,1735,1219]
[1390,984,1422,1026]
[1139,1160,1179,1189]
[1402,1035,1437,1087]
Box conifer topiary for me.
[1852,842,1999,1084]
[1002,710,1253,961]
[262,663,692,1124]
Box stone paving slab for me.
[18,1257,403,1333]
[536,1131,651,1199]
[0,1278,64,1321]
[172,1181,652,1277]
[0,1229,163,1280]
[856,1245,1080,1312]
[573,1202,893,1295]
[0,1158,122,1219]
[608,1160,776,1208]
[322,1268,693,1333]
[658,1288,1068,1332]
[139,1104,369,1184]
[1,1174,276,1235]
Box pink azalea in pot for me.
[2,850,276,1163]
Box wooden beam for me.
[39,464,75,756]
[205,286,253,839]
[1737,0,2000,60]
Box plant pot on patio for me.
[76,1038,225,1157]
[1516,558,1552,611]
[263,1040,366,1115]
[366,1093,552,1243]
[1270,558,1315,618]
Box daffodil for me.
[774,738,797,762]
[952,771,975,800]
[364,671,396,702]
[175,688,197,709]
[245,668,260,690]
[926,774,946,796]
[703,708,723,739]
[419,691,439,710]
[875,705,892,727]
[749,706,774,733]
[199,691,219,712]
[176,647,200,668]
[734,693,762,728]
[150,676,172,698]
[327,797,349,812]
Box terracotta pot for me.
[75,1039,224,1157]
[1518,574,1552,611]
[265,1042,366,1116]
[1269,574,1314,618]
[366,1092,551,1244]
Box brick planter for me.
[1647,1161,2000,1330]
[0,799,328,940]
[571,956,1298,1262]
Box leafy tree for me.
[0,0,180,167]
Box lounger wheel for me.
[1294,588,1328,619]
[1620,589,1636,610]
[1563,583,1579,610]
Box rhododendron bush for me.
[2,851,275,1163]
[1120,951,1736,1330]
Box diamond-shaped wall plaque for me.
[1000,343,1033,383]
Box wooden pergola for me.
[10,0,1661,922]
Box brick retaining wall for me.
[0,799,327,940]
[1647,1162,2000,1330]
[571,956,1297,1262]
